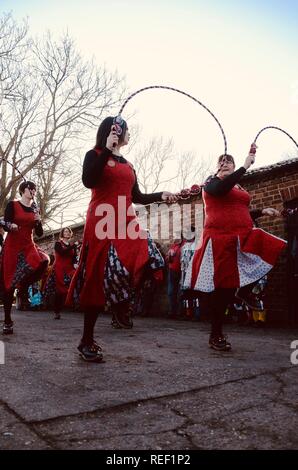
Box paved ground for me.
[0,308,298,450]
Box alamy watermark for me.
[0,341,5,365]
[290,340,298,365]
[94,197,203,242]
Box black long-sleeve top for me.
[82,148,164,205]
[4,201,44,237]
[54,241,74,255]
[204,167,262,222]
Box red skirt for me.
[184,228,286,292]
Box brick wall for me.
[136,199,204,317]
[241,162,298,325]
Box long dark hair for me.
[95,116,128,149]
[18,180,36,196]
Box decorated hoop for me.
[253,126,298,149]
[117,85,228,155]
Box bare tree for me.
[0,12,29,101]
[31,145,82,223]
[130,133,213,196]
[0,17,126,224]
[176,151,213,189]
[131,136,177,193]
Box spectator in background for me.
[166,236,185,318]
[43,227,77,319]
[134,242,166,318]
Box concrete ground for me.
[0,308,298,450]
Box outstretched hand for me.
[262,207,281,217]
[161,191,178,203]
[244,143,258,169]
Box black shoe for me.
[54,312,61,319]
[3,321,14,335]
[111,314,123,329]
[209,334,231,351]
[77,341,103,363]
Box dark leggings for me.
[18,260,49,302]
[3,290,14,324]
[114,300,131,316]
[54,293,66,314]
[23,260,49,289]
[80,301,131,345]
[3,259,49,324]
[200,288,236,336]
[81,309,100,345]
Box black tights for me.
[200,288,236,336]
[54,293,66,314]
[3,290,14,324]
[114,300,131,316]
[2,260,48,324]
[22,260,49,293]
[80,301,132,345]
[81,309,100,345]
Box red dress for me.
[1,201,49,291]
[67,151,163,310]
[44,241,76,297]
[184,185,286,292]
[54,241,76,294]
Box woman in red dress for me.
[44,227,77,319]
[184,144,286,351]
[1,181,49,334]
[67,116,176,362]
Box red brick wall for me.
[242,167,298,325]
[136,199,204,317]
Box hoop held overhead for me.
[118,85,228,154]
